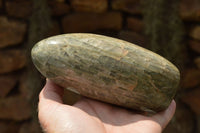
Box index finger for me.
[152,100,176,130]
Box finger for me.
[38,79,64,132]
[38,79,64,121]
[39,79,64,104]
[38,82,106,133]
[152,100,176,129]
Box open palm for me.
[38,80,176,133]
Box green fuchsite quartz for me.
[31,33,180,112]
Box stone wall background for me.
[0,0,200,132]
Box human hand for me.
[38,80,176,133]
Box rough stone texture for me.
[0,74,18,98]
[6,1,32,18]
[195,57,200,69]
[118,30,146,47]
[48,1,70,16]
[181,88,200,115]
[0,50,26,74]
[180,0,200,21]
[111,0,141,14]
[0,121,21,133]
[32,33,180,112]
[0,95,31,120]
[62,12,122,33]
[189,26,200,41]
[163,101,195,133]
[71,0,107,13]
[19,121,42,133]
[181,68,200,89]
[0,16,26,48]
[189,39,200,53]
[127,17,144,33]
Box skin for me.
[38,79,176,133]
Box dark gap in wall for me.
[107,0,112,11]
[0,0,6,14]
[121,12,127,29]
[6,81,20,97]
[58,18,65,34]
[91,29,119,38]
[5,15,28,23]
[126,13,143,19]
[65,0,71,5]
[183,20,200,26]
[121,12,143,31]
[185,38,200,68]
[183,21,197,33]
[51,15,64,34]
[177,100,197,133]
[0,43,27,51]
[22,24,30,49]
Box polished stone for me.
[32,33,180,112]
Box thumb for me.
[39,79,64,104]
[152,100,176,130]
[38,79,64,132]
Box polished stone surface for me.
[32,33,180,112]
